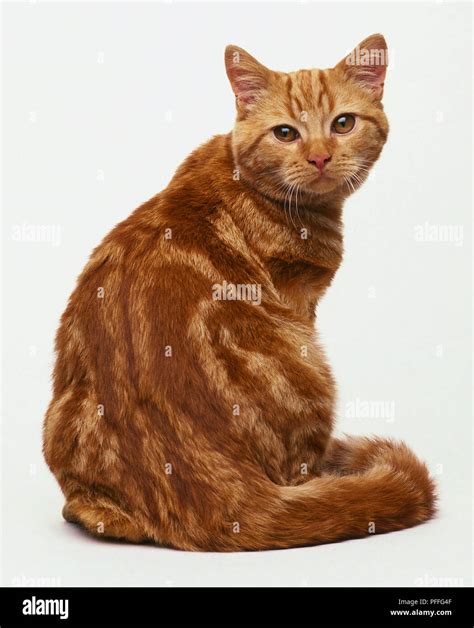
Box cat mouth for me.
[312,169,333,181]
[303,171,338,193]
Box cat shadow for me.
[61,519,168,549]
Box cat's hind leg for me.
[62,491,150,543]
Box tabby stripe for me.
[239,130,269,161]
[318,70,334,110]
[285,75,297,119]
[317,71,326,108]
[301,70,314,103]
[293,94,304,117]
[361,115,388,141]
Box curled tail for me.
[219,436,437,551]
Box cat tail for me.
[218,436,437,551]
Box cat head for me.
[225,35,389,204]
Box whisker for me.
[287,183,298,231]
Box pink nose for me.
[308,153,331,172]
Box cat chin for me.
[303,179,340,195]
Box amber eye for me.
[273,125,300,143]
[332,114,356,134]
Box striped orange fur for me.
[43,34,436,550]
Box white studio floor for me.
[3,458,470,588]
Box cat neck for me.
[221,134,345,316]
[220,133,345,268]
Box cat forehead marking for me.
[280,69,336,122]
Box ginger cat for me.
[43,35,436,550]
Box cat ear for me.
[336,34,388,100]
[225,46,271,109]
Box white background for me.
[2,1,472,586]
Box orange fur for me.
[43,35,436,550]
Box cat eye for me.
[331,114,356,134]
[273,125,300,143]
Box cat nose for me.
[308,153,331,172]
